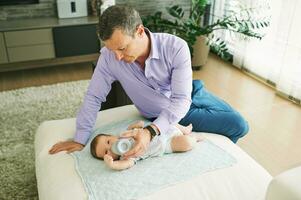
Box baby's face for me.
[95,135,119,160]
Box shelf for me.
[0,53,99,72]
[0,16,98,32]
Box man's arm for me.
[74,50,116,145]
[49,49,116,154]
[104,154,135,170]
[152,40,192,136]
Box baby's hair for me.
[90,133,110,160]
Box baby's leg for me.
[171,135,196,152]
[171,134,204,152]
[175,123,193,135]
[127,120,144,130]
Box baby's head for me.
[90,134,120,160]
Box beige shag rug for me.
[0,80,89,200]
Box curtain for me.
[211,0,301,102]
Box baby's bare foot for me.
[182,124,193,135]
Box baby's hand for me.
[104,154,114,167]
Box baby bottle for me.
[111,138,135,155]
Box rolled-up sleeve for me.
[153,41,192,135]
[74,50,116,145]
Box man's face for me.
[95,135,119,160]
[104,28,142,63]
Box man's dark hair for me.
[98,5,142,41]
[90,133,110,160]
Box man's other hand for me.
[121,128,151,159]
[49,141,84,154]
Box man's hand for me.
[49,141,84,154]
[121,128,151,159]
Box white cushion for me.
[266,166,301,200]
[35,105,272,200]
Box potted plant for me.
[142,0,270,70]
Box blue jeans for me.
[179,80,249,143]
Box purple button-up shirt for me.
[74,30,192,145]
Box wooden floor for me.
[193,54,301,176]
[1,54,300,176]
[0,62,93,92]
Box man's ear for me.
[136,24,145,37]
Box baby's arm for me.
[104,154,135,170]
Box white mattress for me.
[35,105,272,200]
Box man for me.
[49,5,248,158]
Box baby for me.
[90,121,203,170]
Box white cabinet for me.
[0,16,99,71]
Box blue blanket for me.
[72,118,236,200]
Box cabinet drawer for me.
[5,29,53,47]
[0,32,8,64]
[7,44,55,62]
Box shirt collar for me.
[144,28,160,60]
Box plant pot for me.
[191,36,210,70]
